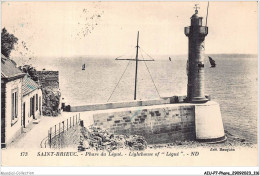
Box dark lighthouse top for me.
[184,9,208,37]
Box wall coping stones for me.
[71,97,218,114]
[70,96,193,112]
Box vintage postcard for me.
[1,1,258,169]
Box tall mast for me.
[109,31,155,102]
[134,31,139,100]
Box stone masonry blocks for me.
[93,104,195,144]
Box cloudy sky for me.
[1,1,258,59]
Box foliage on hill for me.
[1,28,18,58]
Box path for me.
[7,111,94,149]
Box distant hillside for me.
[10,53,258,66]
[145,54,257,61]
[206,54,257,59]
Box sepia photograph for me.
[0,0,258,172]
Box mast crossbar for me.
[113,31,155,101]
[115,59,154,61]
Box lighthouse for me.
[185,6,208,103]
[184,5,226,143]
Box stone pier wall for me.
[35,71,61,116]
[70,96,187,112]
[93,104,196,144]
[50,125,80,148]
[35,71,59,89]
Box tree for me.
[19,65,39,82]
[1,28,18,57]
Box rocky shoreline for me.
[77,126,255,151]
[78,126,148,151]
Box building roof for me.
[22,74,39,96]
[1,54,25,79]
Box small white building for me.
[1,54,42,148]
[1,54,25,148]
[22,74,42,127]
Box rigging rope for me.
[205,1,209,27]
[139,47,155,61]
[107,60,131,102]
[115,46,136,60]
[140,52,161,98]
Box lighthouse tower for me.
[185,6,208,103]
[184,6,226,143]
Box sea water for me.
[34,55,258,143]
